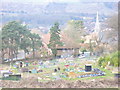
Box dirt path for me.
[0,77,119,88]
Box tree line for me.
[1,21,64,62]
[1,21,43,61]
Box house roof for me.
[30,29,81,49]
[41,33,50,45]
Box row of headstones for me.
[21,68,43,73]
[39,61,59,66]
[19,60,56,67]
[21,67,61,73]
[78,73,105,78]
[54,67,60,72]
[13,61,29,68]
[93,68,105,74]
[0,70,21,80]
[14,60,70,69]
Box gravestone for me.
[8,74,21,80]
[93,68,100,73]
[20,62,23,68]
[29,71,32,73]
[0,70,12,76]
[84,52,90,57]
[31,69,37,73]
[13,65,18,68]
[65,69,70,72]
[2,73,10,77]
[1,71,12,77]
[58,67,60,70]
[37,70,43,73]
[85,64,92,72]
[39,62,43,66]
[54,69,57,72]
[25,61,29,67]
[21,68,29,73]
[9,74,21,78]
[93,68,105,75]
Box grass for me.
[0,76,21,81]
[62,75,113,81]
[2,57,115,82]
[62,65,113,81]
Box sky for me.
[2,0,119,3]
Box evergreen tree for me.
[48,22,63,57]
[2,21,27,60]
[29,33,43,58]
[1,21,43,61]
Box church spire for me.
[94,11,100,33]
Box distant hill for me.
[1,2,118,28]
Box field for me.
[0,57,119,88]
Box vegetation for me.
[1,21,42,61]
[48,22,63,57]
[63,20,86,46]
[81,48,87,53]
[87,15,118,56]
[104,14,118,52]
[29,33,43,58]
[98,51,120,67]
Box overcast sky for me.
[2,0,119,3]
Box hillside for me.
[1,1,118,28]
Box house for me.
[53,46,80,58]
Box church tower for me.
[94,11,100,33]
[94,11,102,41]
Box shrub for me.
[81,48,87,53]
[110,51,119,67]
[98,57,104,67]
[98,51,120,67]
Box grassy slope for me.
[0,57,114,82]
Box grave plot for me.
[0,70,12,78]
[1,58,108,82]
[36,59,106,81]
[0,69,21,81]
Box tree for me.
[48,22,63,57]
[0,30,2,63]
[1,21,43,61]
[106,14,118,32]
[107,14,118,51]
[29,33,43,58]
[19,36,31,58]
[89,39,93,56]
[2,21,28,60]
[63,20,85,47]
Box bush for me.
[98,57,104,67]
[80,40,84,43]
[81,48,87,53]
[98,51,120,67]
[110,51,120,67]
